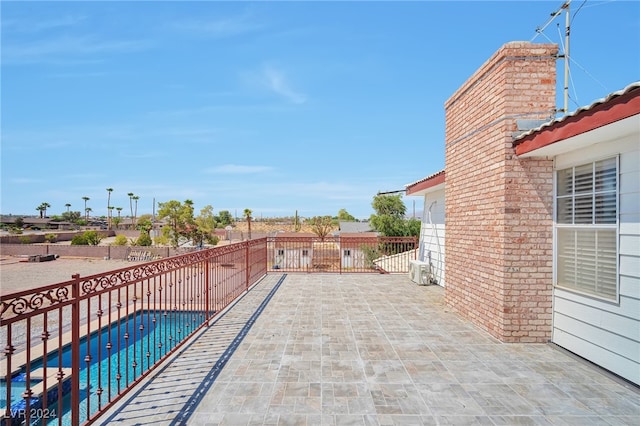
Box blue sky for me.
[1,1,638,221]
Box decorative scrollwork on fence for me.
[81,273,120,294]
[77,248,222,295]
[1,285,71,318]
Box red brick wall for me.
[444,42,557,342]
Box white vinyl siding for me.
[418,188,445,287]
[555,157,618,301]
[552,129,640,386]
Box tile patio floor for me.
[98,273,640,425]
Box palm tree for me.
[82,197,90,222]
[132,195,140,229]
[85,207,92,222]
[243,208,252,240]
[37,202,51,218]
[127,192,133,217]
[65,203,71,213]
[115,207,123,229]
[106,188,113,229]
[108,206,115,229]
[128,192,135,223]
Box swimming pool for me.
[2,309,201,425]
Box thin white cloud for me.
[262,65,307,104]
[120,152,166,159]
[169,12,265,38]
[205,179,369,202]
[241,64,307,104]
[286,181,354,193]
[204,164,274,174]
[3,36,151,64]
[9,177,44,184]
[1,132,74,151]
[3,15,88,34]
[47,71,109,79]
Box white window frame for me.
[553,156,620,303]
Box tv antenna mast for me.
[532,0,571,114]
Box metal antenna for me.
[562,1,571,114]
[532,0,572,114]
[531,4,564,42]
[376,189,406,196]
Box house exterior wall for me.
[552,133,640,385]
[419,189,446,287]
[274,247,312,268]
[342,248,368,269]
[444,42,557,342]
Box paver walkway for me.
[99,273,640,425]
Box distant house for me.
[339,232,378,269]
[272,232,315,269]
[337,221,374,234]
[0,216,74,230]
[405,40,639,385]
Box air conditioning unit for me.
[409,260,432,285]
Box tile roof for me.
[513,81,640,144]
[405,169,445,188]
[338,221,373,233]
[405,170,446,195]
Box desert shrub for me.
[71,234,88,245]
[361,244,382,269]
[44,233,58,243]
[154,234,169,246]
[113,235,128,246]
[135,233,152,246]
[71,230,102,246]
[19,236,32,244]
[85,231,102,245]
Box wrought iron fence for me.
[1,235,415,425]
[268,235,417,273]
[1,239,267,425]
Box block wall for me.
[444,42,557,342]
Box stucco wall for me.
[0,231,114,245]
[0,244,180,260]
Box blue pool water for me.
[2,309,203,425]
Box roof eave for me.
[405,171,445,196]
[514,84,640,157]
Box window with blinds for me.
[555,157,618,301]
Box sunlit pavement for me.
[99,273,640,425]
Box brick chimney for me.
[444,42,558,342]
